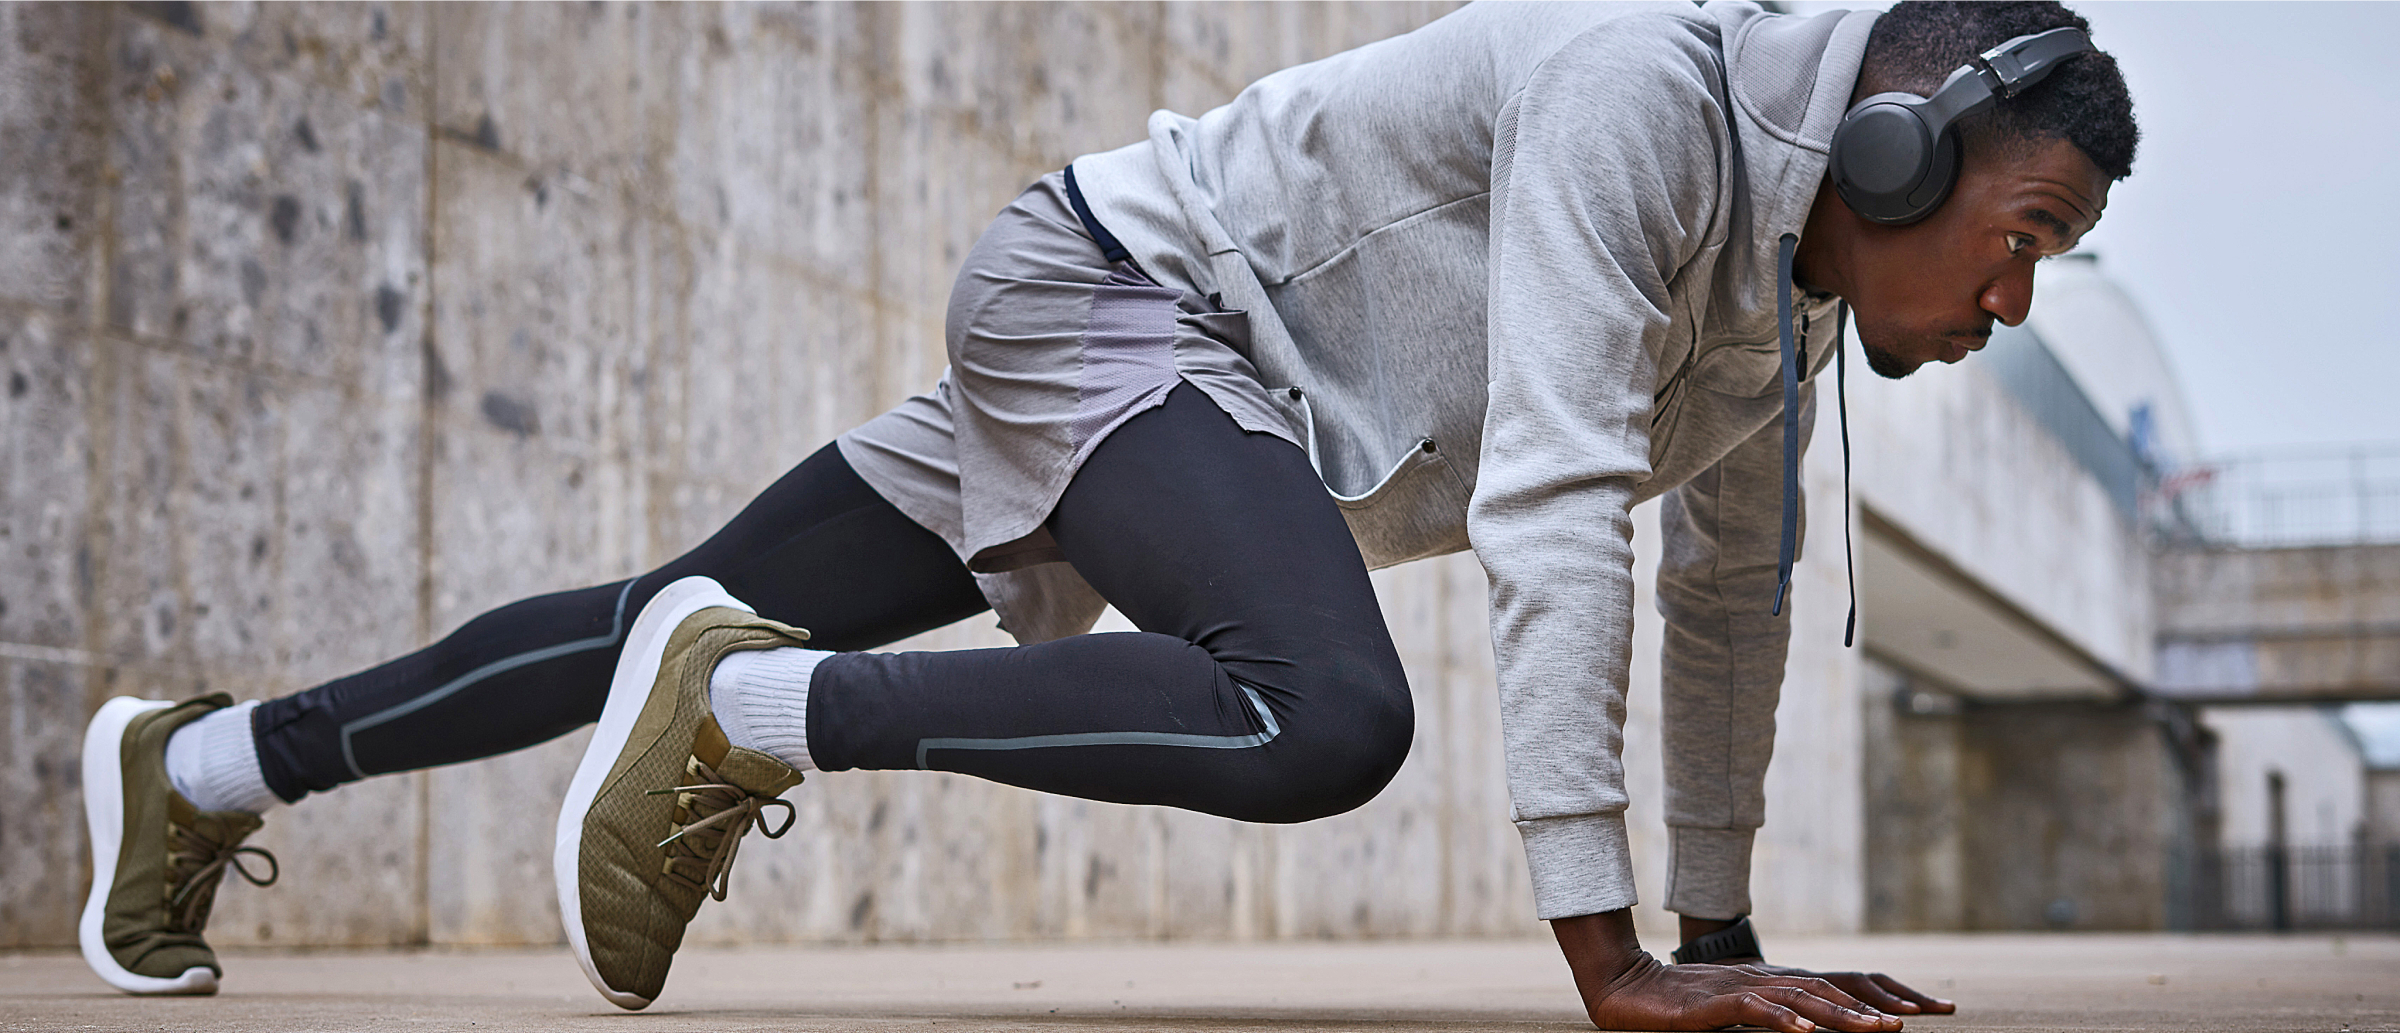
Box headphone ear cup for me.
[1831,94,1946,225]
[1900,129,1962,222]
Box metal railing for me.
[2153,445,2400,547]
[2172,844,2400,930]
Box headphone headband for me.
[1830,26,2096,225]
[1980,27,2094,98]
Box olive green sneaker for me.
[79,694,280,995]
[554,576,808,1010]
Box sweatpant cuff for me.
[1517,813,1637,921]
[1664,825,1756,919]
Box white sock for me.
[709,647,830,772]
[164,700,283,814]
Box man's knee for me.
[1236,668,1415,823]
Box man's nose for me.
[1981,266,2033,327]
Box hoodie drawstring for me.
[1836,299,1855,648]
[1772,234,1801,618]
[1770,233,1857,647]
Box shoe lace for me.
[647,755,795,902]
[165,821,279,933]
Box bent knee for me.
[1231,676,1414,823]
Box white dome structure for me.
[2026,254,2204,469]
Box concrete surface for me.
[5,934,2398,1032]
[2155,544,2400,701]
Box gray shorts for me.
[837,173,1299,644]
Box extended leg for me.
[250,442,988,803]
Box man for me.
[79,1,2134,1029]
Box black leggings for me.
[255,384,1413,823]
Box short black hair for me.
[1860,1,2138,181]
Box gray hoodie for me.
[1071,1,1873,920]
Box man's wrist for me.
[1669,914,1764,964]
[1677,913,1740,944]
[1549,909,1650,991]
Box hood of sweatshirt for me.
[1704,2,1875,353]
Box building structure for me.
[1739,249,2400,934]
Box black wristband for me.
[1670,915,1763,965]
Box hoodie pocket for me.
[1270,386,1471,567]
[1331,436,1473,568]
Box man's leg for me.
[84,431,986,996]
[560,382,1413,1006]
[806,383,1416,822]
[249,442,989,803]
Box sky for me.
[2345,703,2400,768]
[1789,1,2400,456]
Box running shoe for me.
[555,576,809,1009]
[80,694,279,995]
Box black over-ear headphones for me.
[1829,26,2094,225]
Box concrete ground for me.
[5,933,2396,1032]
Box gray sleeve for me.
[1654,384,1813,920]
[1468,18,1729,922]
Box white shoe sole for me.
[80,697,218,996]
[554,576,753,1011]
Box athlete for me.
[79,2,2134,1029]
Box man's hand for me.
[1676,914,1955,1018]
[1552,910,1903,1032]
[1729,963,1955,1018]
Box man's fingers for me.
[1750,984,1900,1032]
[1721,991,1815,1033]
[1760,974,1879,1018]
[1828,973,1919,1014]
[1871,972,1955,1014]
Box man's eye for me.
[2006,234,2034,256]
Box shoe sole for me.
[80,697,218,996]
[553,575,753,1011]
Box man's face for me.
[1838,137,2111,379]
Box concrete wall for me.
[1849,331,2157,686]
[2369,770,2400,847]
[2203,707,2367,848]
[1842,294,2200,930]
[1860,657,1968,932]
[1858,655,2191,932]
[1949,701,2186,930]
[3,0,1546,950]
[2155,544,2400,700]
[2024,256,2201,468]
